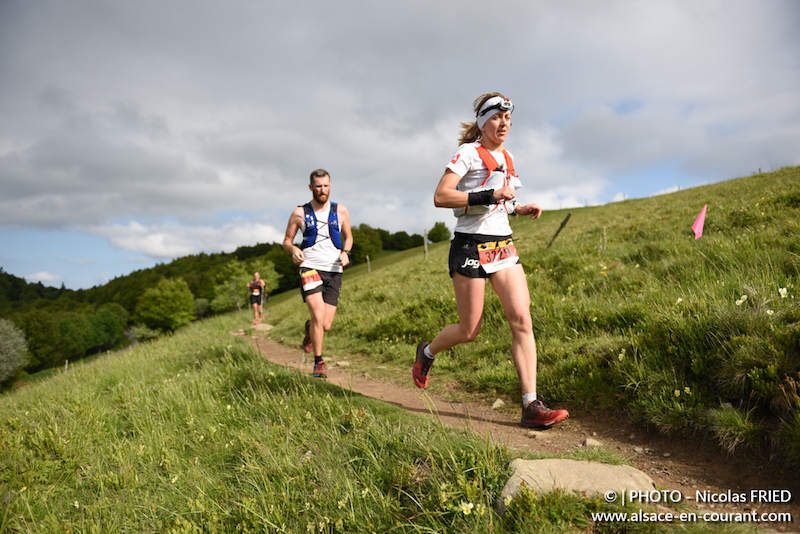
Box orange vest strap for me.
[475,144,515,186]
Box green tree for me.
[134,278,195,332]
[410,233,424,248]
[88,309,124,351]
[194,298,209,319]
[428,221,451,243]
[351,224,383,264]
[385,231,414,250]
[57,312,93,361]
[9,311,62,371]
[0,318,28,386]
[210,260,250,314]
[97,302,130,328]
[264,246,299,292]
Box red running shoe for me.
[521,400,569,428]
[313,360,327,378]
[412,342,434,389]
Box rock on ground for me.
[497,458,656,515]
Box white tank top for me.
[299,205,343,273]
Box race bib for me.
[478,239,518,274]
[301,269,323,292]
[252,289,260,296]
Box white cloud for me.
[88,220,285,259]
[1,0,799,284]
[24,271,62,283]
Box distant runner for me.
[247,271,266,325]
[282,169,353,379]
[413,92,569,429]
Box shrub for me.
[98,302,130,327]
[0,318,28,386]
[194,298,209,319]
[89,309,125,350]
[709,405,763,455]
[129,323,161,342]
[7,311,61,371]
[56,312,93,362]
[134,278,195,332]
[428,221,451,243]
[351,224,383,264]
[777,410,800,466]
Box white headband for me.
[476,96,514,130]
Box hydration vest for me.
[300,202,342,250]
[475,143,515,186]
[250,280,262,296]
[457,144,517,216]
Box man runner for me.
[282,169,353,378]
[246,271,266,325]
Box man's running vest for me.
[300,202,342,250]
[250,280,262,296]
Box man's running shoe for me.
[313,361,327,378]
[521,400,569,428]
[412,341,434,389]
[302,320,312,353]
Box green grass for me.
[1,314,511,532]
[1,313,756,532]
[265,166,800,465]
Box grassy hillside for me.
[1,167,795,532]
[1,312,733,533]
[264,166,800,465]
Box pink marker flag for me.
[692,204,707,239]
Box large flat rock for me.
[498,459,657,515]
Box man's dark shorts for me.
[299,268,342,306]
[250,294,261,305]
[448,232,520,278]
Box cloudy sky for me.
[1,0,798,290]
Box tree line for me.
[0,222,451,388]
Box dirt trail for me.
[239,331,799,532]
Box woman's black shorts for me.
[448,232,519,278]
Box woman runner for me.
[412,92,569,428]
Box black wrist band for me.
[468,189,496,206]
[343,250,351,259]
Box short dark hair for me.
[309,169,329,184]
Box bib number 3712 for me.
[477,239,518,274]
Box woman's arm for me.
[433,169,516,208]
[515,203,543,219]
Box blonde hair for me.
[457,92,508,145]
